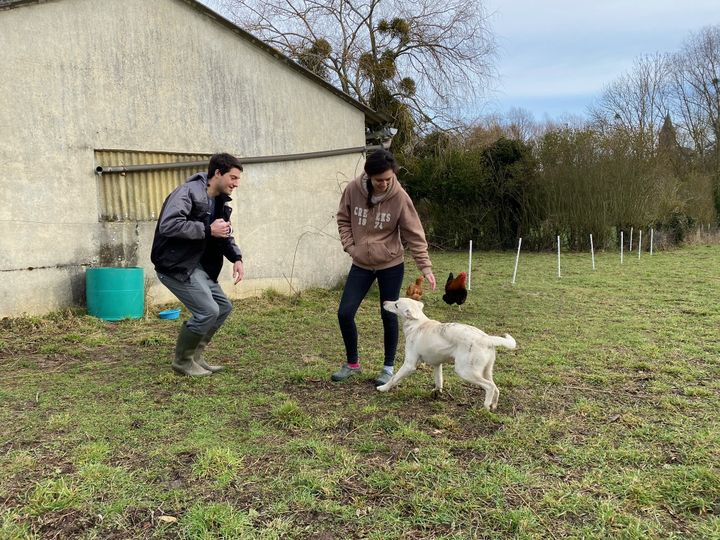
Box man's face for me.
[211,167,242,196]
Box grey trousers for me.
[156,266,233,335]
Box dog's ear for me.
[402,305,418,320]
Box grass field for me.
[1,245,719,539]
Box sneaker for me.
[374,370,393,386]
[331,364,361,382]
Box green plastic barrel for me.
[86,267,144,321]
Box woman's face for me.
[369,169,395,194]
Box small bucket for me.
[158,308,181,320]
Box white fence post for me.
[467,240,472,291]
[512,238,522,284]
[590,234,595,270]
[650,228,654,255]
[620,231,624,264]
[629,227,634,252]
[557,235,561,278]
[638,230,642,259]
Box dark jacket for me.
[151,173,242,282]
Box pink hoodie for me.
[337,174,432,273]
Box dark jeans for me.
[337,263,404,366]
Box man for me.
[151,153,245,376]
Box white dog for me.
[378,298,516,411]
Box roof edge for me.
[182,0,388,126]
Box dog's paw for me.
[431,388,443,399]
[376,384,390,392]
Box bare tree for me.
[216,0,495,137]
[466,108,544,147]
[589,53,672,158]
[668,25,720,166]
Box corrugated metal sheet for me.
[94,150,210,222]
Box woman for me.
[333,149,436,385]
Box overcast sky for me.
[482,0,719,122]
[202,0,718,123]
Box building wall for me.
[0,0,366,317]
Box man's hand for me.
[232,260,244,284]
[210,219,232,238]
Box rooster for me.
[405,276,425,301]
[442,272,467,306]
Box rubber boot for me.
[193,327,225,373]
[171,323,212,376]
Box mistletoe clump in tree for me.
[219,0,495,148]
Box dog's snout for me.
[382,300,397,312]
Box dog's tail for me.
[486,333,516,350]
